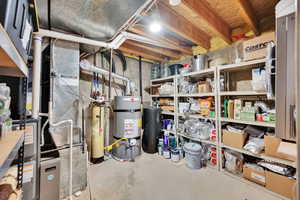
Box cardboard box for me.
[243,32,275,61]
[222,129,248,149]
[264,136,296,162]
[243,165,266,186]
[236,80,252,91]
[266,171,296,199]
[198,81,212,93]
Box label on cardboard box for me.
[251,172,266,183]
[243,32,275,61]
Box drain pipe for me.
[139,56,143,104]
[32,36,42,119]
[108,49,113,100]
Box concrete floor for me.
[76,153,283,200]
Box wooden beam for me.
[130,26,193,55]
[158,2,211,49]
[234,0,260,36]
[164,0,232,44]
[125,40,181,59]
[119,43,167,62]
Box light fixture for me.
[169,0,181,6]
[149,22,162,33]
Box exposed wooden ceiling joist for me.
[158,2,211,49]
[130,26,193,55]
[119,42,167,62]
[233,0,260,36]
[164,0,232,44]
[125,40,181,59]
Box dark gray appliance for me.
[275,0,296,141]
[142,107,161,154]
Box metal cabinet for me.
[276,13,296,141]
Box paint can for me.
[171,149,180,162]
[169,136,177,149]
[158,138,164,146]
[163,148,171,159]
[164,135,169,147]
[177,146,184,159]
[183,143,203,169]
[158,145,163,156]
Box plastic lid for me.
[184,142,202,153]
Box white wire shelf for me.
[221,144,296,168]
[179,68,215,77]
[178,92,216,97]
[217,59,266,71]
[177,113,216,121]
[150,76,175,82]
[177,133,216,145]
[162,129,176,135]
[220,118,275,128]
[219,91,267,96]
[151,94,175,97]
[161,111,175,116]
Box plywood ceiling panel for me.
[249,0,279,20]
[203,0,244,28]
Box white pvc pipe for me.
[80,60,132,95]
[34,29,167,50]
[49,102,74,200]
[80,60,130,82]
[35,29,114,49]
[32,36,42,119]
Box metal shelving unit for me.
[149,58,294,199]
[0,24,28,77]
[0,131,25,180]
[0,25,28,189]
[220,117,276,128]
[216,59,295,200]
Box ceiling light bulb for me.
[149,22,162,33]
[169,0,181,6]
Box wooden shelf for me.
[220,118,275,128]
[222,170,290,200]
[219,91,267,96]
[178,92,215,97]
[0,24,28,77]
[178,133,216,145]
[218,59,266,71]
[221,144,296,168]
[0,130,25,180]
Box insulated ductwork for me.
[36,0,153,41]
